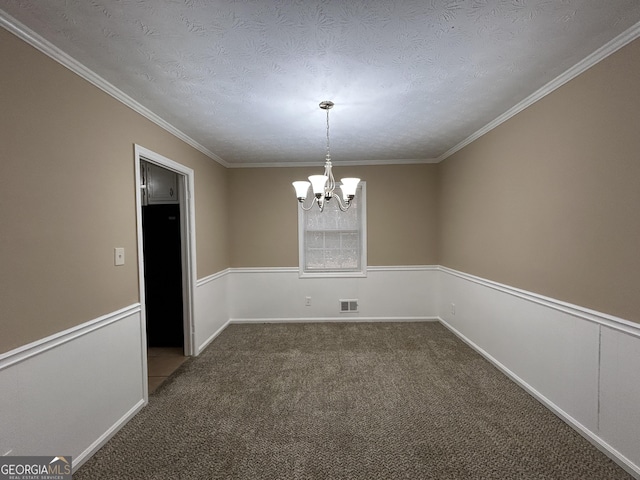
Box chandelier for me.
[292,101,360,212]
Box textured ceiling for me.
[2,0,640,166]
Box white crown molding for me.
[227,158,440,168]
[437,19,640,163]
[5,5,639,170]
[0,10,229,168]
[1,7,433,171]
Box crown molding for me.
[4,8,639,169]
[0,10,230,167]
[437,19,640,163]
[227,158,440,168]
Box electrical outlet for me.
[451,303,456,315]
[305,296,311,306]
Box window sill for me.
[299,269,367,279]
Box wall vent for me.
[340,299,359,313]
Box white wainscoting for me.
[227,266,439,323]
[0,304,146,471]
[437,267,640,478]
[599,325,640,473]
[3,267,638,476]
[194,269,231,354]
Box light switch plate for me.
[114,247,125,266]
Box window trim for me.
[297,182,367,278]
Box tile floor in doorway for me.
[147,347,188,393]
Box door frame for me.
[134,145,197,365]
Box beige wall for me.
[3,24,639,355]
[0,28,230,353]
[228,164,438,267]
[438,37,640,323]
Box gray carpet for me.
[75,322,632,479]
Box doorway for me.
[134,145,197,397]
[141,162,184,349]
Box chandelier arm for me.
[299,201,315,211]
[334,195,351,212]
[298,196,319,211]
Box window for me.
[298,182,366,277]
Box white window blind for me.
[298,182,366,277]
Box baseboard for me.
[73,398,146,471]
[438,317,640,479]
[230,316,439,324]
[197,318,232,353]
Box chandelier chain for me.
[325,107,331,162]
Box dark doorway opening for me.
[141,166,185,349]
